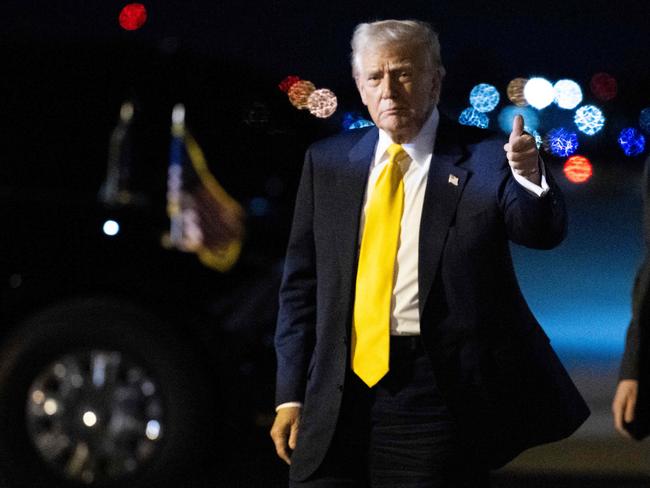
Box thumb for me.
[510,114,524,143]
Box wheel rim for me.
[25,350,165,484]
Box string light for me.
[119,3,147,31]
[590,72,617,101]
[563,155,593,184]
[459,107,489,129]
[574,105,605,136]
[469,84,500,113]
[618,128,646,157]
[545,128,579,157]
[524,77,555,110]
[506,78,528,107]
[553,79,582,110]
[307,89,338,118]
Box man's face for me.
[355,42,441,143]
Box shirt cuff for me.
[511,161,550,198]
[276,401,303,412]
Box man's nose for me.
[380,74,397,99]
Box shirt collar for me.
[375,107,439,167]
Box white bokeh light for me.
[523,77,555,110]
[554,79,583,109]
[103,220,120,236]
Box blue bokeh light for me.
[529,128,543,149]
[639,108,650,135]
[524,77,555,110]
[342,112,374,131]
[469,83,500,113]
[574,105,605,135]
[459,107,489,129]
[618,128,646,157]
[498,105,539,134]
[545,128,579,157]
[553,79,583,109]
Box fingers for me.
[270,407,301,465]
[612,380,639,438]
[289,421,299,450]
[270,420,293,464]
[624,385,638,424]
[613,395,632,438]
[509,114,524,142]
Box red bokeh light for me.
[590,72,617,102]
[563,155,593,184]
[119,3,147,31]
[278,75,301,93]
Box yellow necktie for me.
[352,144,407,387]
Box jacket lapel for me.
[418,119,469,318]
[333,128,377,314]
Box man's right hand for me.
[612,379,639,438]
[270,406,301,464]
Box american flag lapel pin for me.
[448,174,459,186]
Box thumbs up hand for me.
[503,115,540,185]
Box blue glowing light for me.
[529,128,542,149]
[458,107,489,129]
[469,83,500,113]
[524,77,555,110]
[103,220,120,236]
[498,105,539,134]
[639,108,650,135]
[574,105,605,136]
[545,128,579,157]
[342,112,374,131]
[553,79,583,110]
[618,128,646,157]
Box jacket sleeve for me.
[274,148,318,406]
[498,157,567,250]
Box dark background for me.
[1,1,650,485]
[3,0,650,358]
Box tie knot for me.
[386,144,407,165]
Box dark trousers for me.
[290,336,490,488]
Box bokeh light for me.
[544,128,579,157]
[618,128,646,157]
[119,3,147,31]
[287,80,316,110]
[307,88,338,118]
[563,155,593,184]
[103,220,120,236]
[524,77,555,110]
[507,78,528,107]
[459,107,489,129]
[278,75,301,93]
[574,105,605,135]
[639,108,650,135]
[553,79,583,109]
[590,72,617,101]
[530,129,542,149]
[498,105,539,134]
[342,112,374,131]
[469,84,500,113]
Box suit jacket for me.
[619,156,650,439]
[275,117,590,481]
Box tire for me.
[0,297,214,488]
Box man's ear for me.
[356,77,369,107]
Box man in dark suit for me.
[613,157,650,440]
[271,19,589,487]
